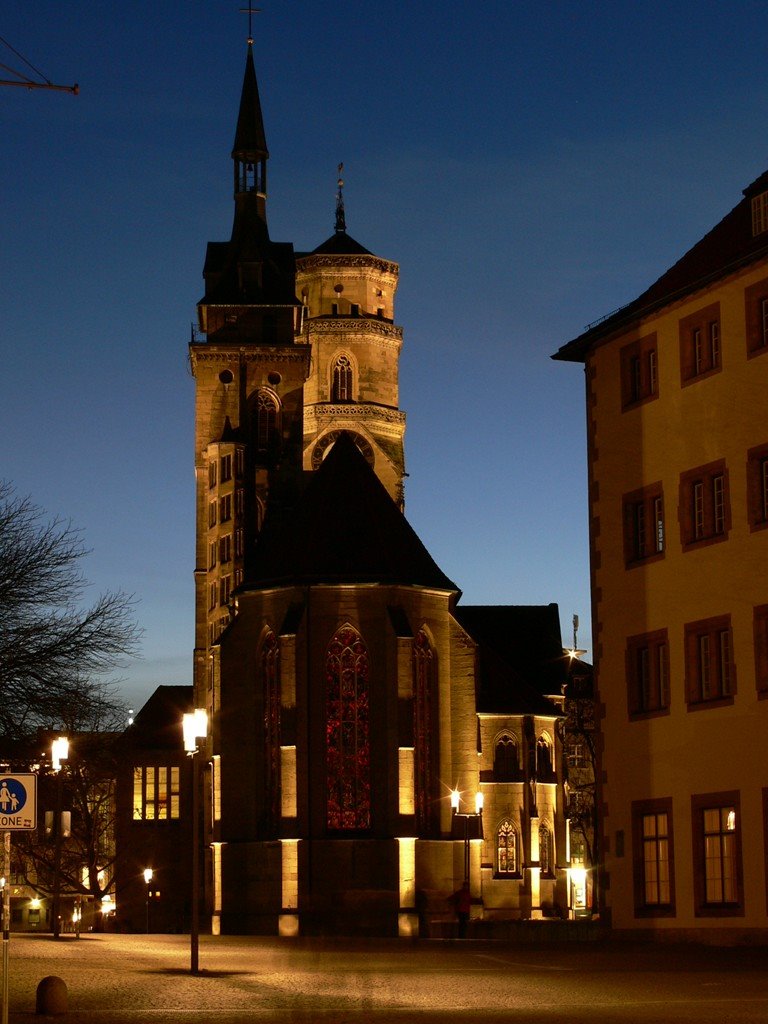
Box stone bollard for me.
[36,975,68,1016]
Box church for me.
[157,38,586,937]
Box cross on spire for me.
[239,3,261,44]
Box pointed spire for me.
[231,43,268,215]
[335,162,346,233]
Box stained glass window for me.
[497,820,517,875]
[262,630,280,830]
[326,625,370,830]
[413,630,437,835]
[539,823,553,875]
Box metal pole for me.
[190,752,199,974]
[463,816,469,885]
[52,773,63,939]
[2,831,10,1024]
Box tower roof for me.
[247,432,458,591]
[231,43,268,161]
[309,230,372,256]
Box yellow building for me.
[555,171,768,939]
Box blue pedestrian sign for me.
[0,775,36,830]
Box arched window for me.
[326,625,370,830]
[494,735,519,781]
[262,630,280,831]
[539,823,553,875]
[254,390,279,451]
[413,630,437,835]
[332,355,353,402]
[497,820,518,876]
[536,735,553,778]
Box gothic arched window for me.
[332,355,353,402]
[497,820,518,876]
[536,735,553,778]
[413,630,437,835]
[254,390,279,451]
[262,630,280,831]
[494,735,519,781]
[326,624,370,830]
[539,823,553,875]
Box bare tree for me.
[0,481,140,738]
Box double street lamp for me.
[451,789,484,885]
[182,709,208,975]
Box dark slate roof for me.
[124,685,193,751]
[232,44,268,159]
[554,168,768,362]
[246,431,458,591]
[455,604,569,700]
[471,638,564,717]
[309,230,372,256]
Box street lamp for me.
[143,868,153,934]
[50,736,69,940]
[183,709,208,975]
[451,789,484,885]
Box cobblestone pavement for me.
[4,932,768,1023]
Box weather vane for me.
[239,3,262,44]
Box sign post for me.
[0,774,37,1024]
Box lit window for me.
[497,820,518,876]
[691,794,742,912]
[632,799,674,916]
[132,767,180,821]
[752,191,768,236]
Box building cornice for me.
[300,318,403,344]
[296,254,398,276]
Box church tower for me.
[189,41,310,710]
[296,169,406,508]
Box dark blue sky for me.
[3,1,766,711]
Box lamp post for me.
[451,789,484,885]
[183,709,208,975]
[143,868,153,933]
[50,736,68,940]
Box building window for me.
[623,484,664,565]
[679,460,730,549]
[254,390,279,452]
[691,791,743,915]
[235,528,244,559]
[631,798,675,917]
[620,333,658,409]
[746,279,768,356]
[219,534,231,564]
[494,735,519,781]
[219,575,231,607]
[219,493,232,523]
[235,448,244,478]
[208,541,217,570]
[679,303,721,383]
[220,454,232,482]
[685,615,735,707]
[208,500,217,528]
[132,767,180,821]
[539,823,553,876]
[208,461,217,488]
[752,191,768,236]
[350,303,360,317]
[747,443,768,531]
[326,624,371,831]
[497,820,519,876]
[332,355,353,403]
[626,630,669,718]
[754,605,768,695]
[413,630,438,836]
[235,488,244,516]
[536,736,554,780]
[208,582,217,611]
[262,630,280,830]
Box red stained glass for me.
[326,624,370,830]
[413,630,436,835]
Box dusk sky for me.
[3,2,766,713]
